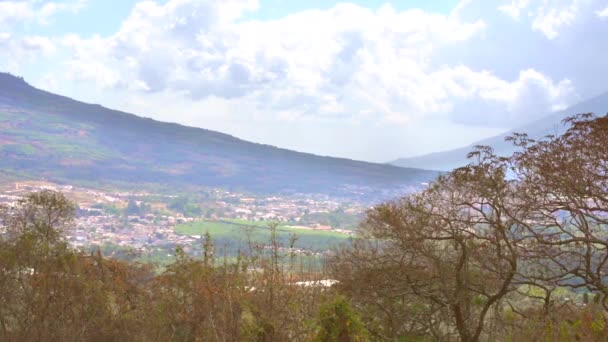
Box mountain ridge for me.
[390,91,608,171]
[0,72,438,199]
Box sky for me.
[1,0,607,162]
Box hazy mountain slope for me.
[390,92,608,171]
[0,73,437,198]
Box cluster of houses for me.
[68,214,198,249]
[0,181,363,255]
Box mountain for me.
[390,92,608,171]
[0,73,437,199]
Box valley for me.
[0,179,360,265]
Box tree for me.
[332,149,525,342]
[0,190,151,341]
[203,231,215,266]
[168,196,202,217]
[508,113,608,310]
[1,190,75,246]
[312,295,368,342]
[145,246,245,341]
[125,199,142,216]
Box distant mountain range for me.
[390,92,608,171]
[0,73,437,199]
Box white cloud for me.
[0,34,58,72]
[0,1,32,25]
[20,36,55,55]
[597,6,608,17]
[427,67,575,125]
[507,69,574,112]
[0,32,11,44]
[38,0,88,24]
[60,1,501,125]
[498,0,586,39]
[0,0,86,27]
[531,1,580,39]
[499,0,531,19]
[63,0,577,128]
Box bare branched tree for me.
[509,113,608,310]
[333,149,528,341]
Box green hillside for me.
[0,72,438,197]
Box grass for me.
[175,219,351,251]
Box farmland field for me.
[175,219,351,251]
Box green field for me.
[175,219,351,251]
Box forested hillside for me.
[0,73,437,198]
